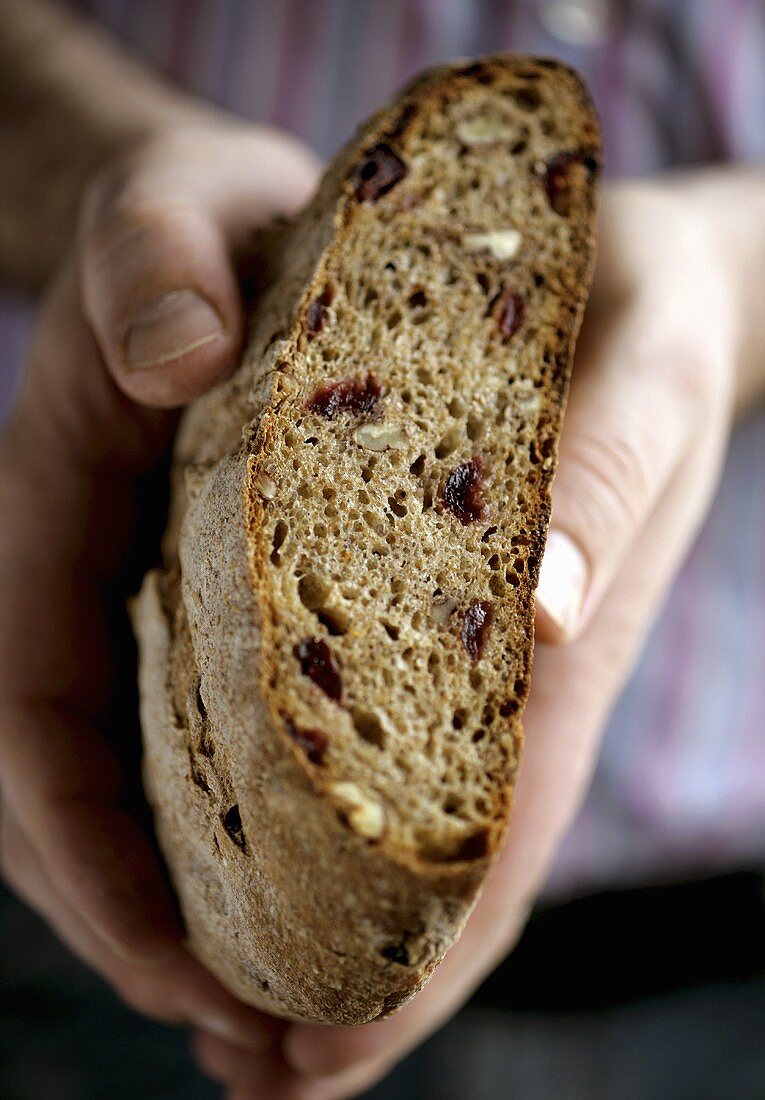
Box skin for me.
[0,2,764,1097]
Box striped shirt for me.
[3,0,765,895]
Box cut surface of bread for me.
[134,54,600,1025]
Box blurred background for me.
[2,1,765,1097]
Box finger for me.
[0,808,276,1049]
[535,294,730,644]
[0,700,188,964]
[6,256,174,482]
[0,265,180,968]
[79,126,320,407]
[284,406,729,1082]
[192,1030,393,1100]
[532,232,735,642]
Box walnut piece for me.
[330,782,385,839]
[353,423,408,451]
[463,229,521,261]
[456,116,515,145]
[255,471,278,500]
[430,592,458,626]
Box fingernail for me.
[126,289,224,368]
[535,529,588,640]
[194,1013,269,1052]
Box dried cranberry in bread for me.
[133,55,600,1025]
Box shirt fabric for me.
[3,0,765,897]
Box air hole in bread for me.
[222,805,247,852]
[511,86,542,111]
[316,609,349,637]
[350,707,387,749]
[466,414,484,441]
[190,757,211,793]
[195,683,207,721]
[452,709,466,731]
[434,428,461,459]
[451,828,491,860]
[475,271,492,296]
[443,792,464,814]
[271,520,288,565]
[298,573,331,611]
[380,942,410,966]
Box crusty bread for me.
[133,55,600,1025]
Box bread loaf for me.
[133,54,600,1025]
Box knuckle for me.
[80,148,201,282]
[84,195,199,278]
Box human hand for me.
[188,180,740,1097]
[0,119,319,1053]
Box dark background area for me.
[3,870,765,1099]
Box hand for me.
[0,119,319,1052]
[187,181,740,1097]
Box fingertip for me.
[190,1028,232,1083]
[120,287,241,407]
[81,196,244,408]
[534,529,589,645]
[282,1023,378,1080]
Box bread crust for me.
[133,55,600,1024]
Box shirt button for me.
[539,0,611,47]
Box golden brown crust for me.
[133,54,600,1025]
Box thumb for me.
[78,125,320,408]
[535,302,723,644]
